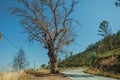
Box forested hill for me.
[59,30,120,67]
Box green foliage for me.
[117,57,120,65]
[98,20,111,37]
[98,20,112,51]
[24,76,29,80]
[41,64,46,69]
[101,48,120,57]
[88,51,96,65]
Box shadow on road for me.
[64,73,95,78]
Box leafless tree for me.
[10,0,79,74]
[12,48,29,71]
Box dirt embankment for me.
[92,54,120,73]
[85,54,120,79]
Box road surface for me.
[63,70,119,80]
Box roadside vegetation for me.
[59,29,120,78]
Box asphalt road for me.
[63,70,119,80]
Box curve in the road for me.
[63,70,119,80]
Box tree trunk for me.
[107,38,112,51]
[48,52,59,74]
[47,42,59,74]
[50,61,59,74]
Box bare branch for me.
[10,0,79,73]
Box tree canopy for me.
[98,21,111,37]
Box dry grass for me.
[0,72,20,80]
[101,56,116,65]
[19,69,70,80]
[18,71,29,80]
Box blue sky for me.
[0,0,120,72]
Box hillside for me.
[59,30,120,75]
[59,48,120,68]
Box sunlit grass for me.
[98,48,120,57]
[24,76,29,80]
[18,71,29,80]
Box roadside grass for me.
[39,69,50,73]
[23,76,29,80]
[98,48,120,57]
[18,71,29,80]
